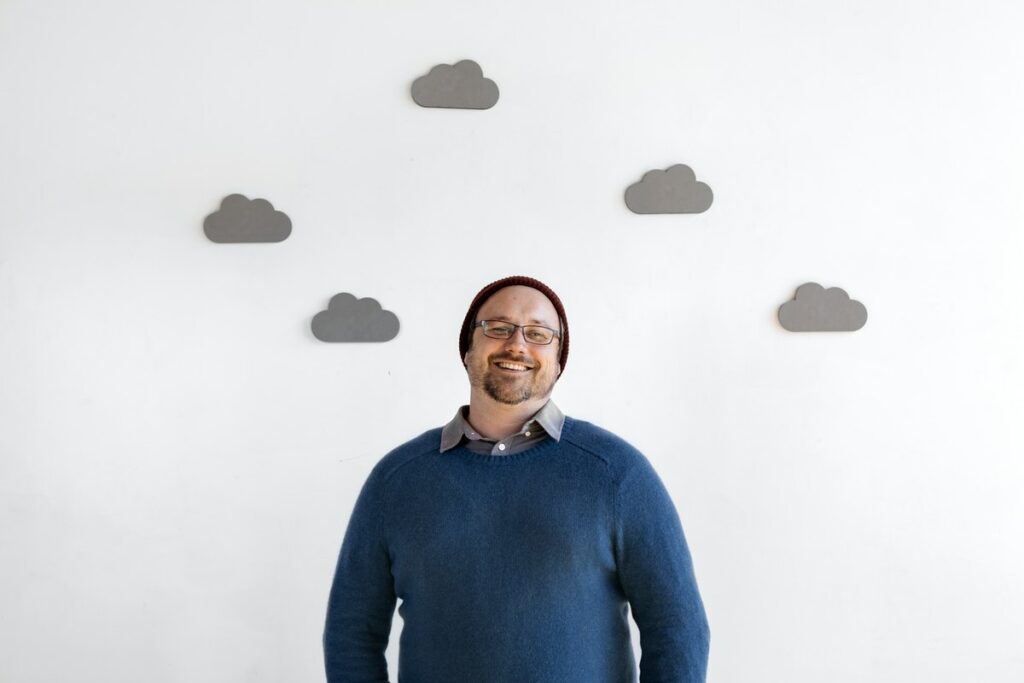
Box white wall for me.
[2,1,1023,681]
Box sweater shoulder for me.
[370,426,443,482]
[562,416,651,478]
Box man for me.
[323,275,710,683]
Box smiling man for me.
[323,275,710,683]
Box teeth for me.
[496,362,528,371]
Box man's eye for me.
[526,330,548,341]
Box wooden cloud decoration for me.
[411,60,499,109]
[624,164,713,214]
[203,194,292,243]
[311,293,401,342]
[778,283,868,332]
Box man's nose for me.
[502,328,530,350]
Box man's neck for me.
[465,390,550,441]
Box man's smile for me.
[493,360,532,372]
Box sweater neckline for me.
[445,417,576,464]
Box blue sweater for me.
[323,416,710,683]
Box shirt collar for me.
[439,399,565,453]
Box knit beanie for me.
[459,276,569,375]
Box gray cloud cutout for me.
[778,283,867,332]
[624,164,713,214]
[311,293,400,343]
[203,194,291,243]
[411,60,499,109]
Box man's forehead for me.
[477,286,558,325]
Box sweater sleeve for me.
[613,454,710,683]
[323,462,397,683]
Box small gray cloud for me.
[203,194,291,243]
[624,164,713,214]
[311,293,400,343]
[411,60,499,109]
[778,283,867,332]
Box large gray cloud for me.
[624,164,713,214]
[411,60,499,109]
[311,293,400,342]
[778,283,868,332]
[203,194,291,243]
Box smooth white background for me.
[2,1,1022,681]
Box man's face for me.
[464,285,562,406]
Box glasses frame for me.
[474,319,561,346]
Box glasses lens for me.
[523,326,554,344]
[482,321,514,339]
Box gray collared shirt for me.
[439,400,565,456]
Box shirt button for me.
[525,431,531,437]
[498,443,506,451]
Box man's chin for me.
[484,388,531,405]
[483,379,531,405]
[490,395,528,406]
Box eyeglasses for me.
[474,320,560,345]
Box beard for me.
[482,372,534,405]
[468,352,557,406]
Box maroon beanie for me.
[459,276,569,374]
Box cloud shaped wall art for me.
[411,60,499,110]
[624,164,714,214]
[311,293,401,342]
[203,194,292,243]
[778,282,868,332]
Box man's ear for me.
[556,363,562,377]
